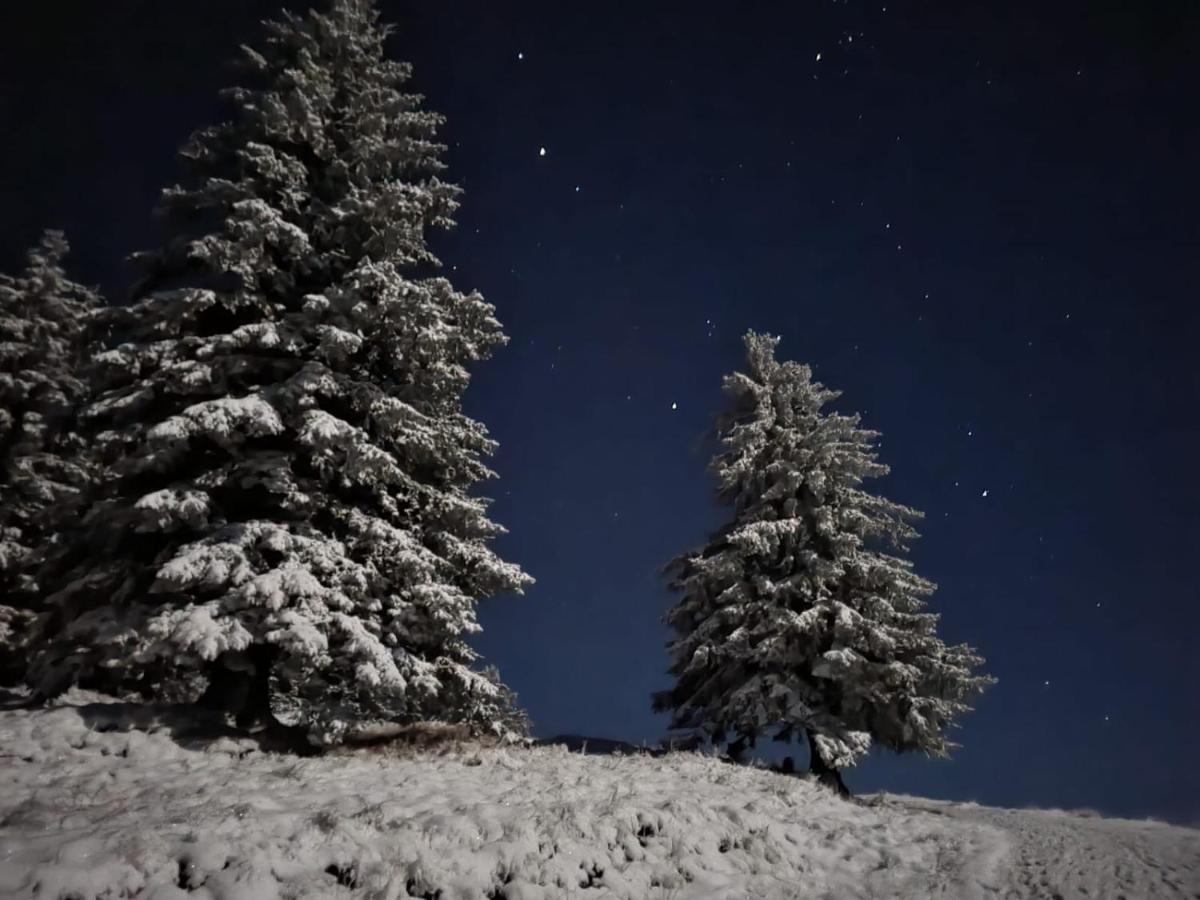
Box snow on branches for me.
[655,331,993,775]
[0,232,101,683]
[30,0,531,742]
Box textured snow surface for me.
[1,697,1196,899]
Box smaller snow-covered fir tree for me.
[654,331,994,793]
[0,232,102,684]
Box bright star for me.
[539,147,547,157]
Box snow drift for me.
[0,694,1195,899]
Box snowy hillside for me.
[0,696,1196,899]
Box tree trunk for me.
[197,647,313,752]
[235,644,277,731]
[806,728,850,798]
[726,735,750,763]
[196,657,249,716]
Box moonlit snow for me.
[1,695,1196,899]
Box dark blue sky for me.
[1,1,1197,823]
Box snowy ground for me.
[0,695,1196,899]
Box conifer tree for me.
[655,332,994,793]
[472,664,532,739]
[0,232,101,684]
[30,0,532,744]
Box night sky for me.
[1,1,1197,824]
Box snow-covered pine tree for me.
[455,664,532,740]
[0,232,102,685]
[654,331,994,793]
[28,0,532,744]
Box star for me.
[517,51,524,60]
[981,490,989,497]
[816,52,822,61]
[539,147,547,157]
[1044,680,1051,686]
[671,402,678,410]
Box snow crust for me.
[3,698,1196,899]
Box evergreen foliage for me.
[468,664,533,739]
[29,0,531,744]
[0,232,101,683]
[655,332,994,779]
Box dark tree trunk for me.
[726,735,750,763]
[196,646,276,730]
[235,644,278,731]
[196,657,249,715]
[194,647,313,753]
[806,728,851,798]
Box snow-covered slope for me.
[0,696,1196,899]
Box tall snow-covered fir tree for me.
[654,331,994,792]
[29,0,532,744]
[0,232,102,684]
